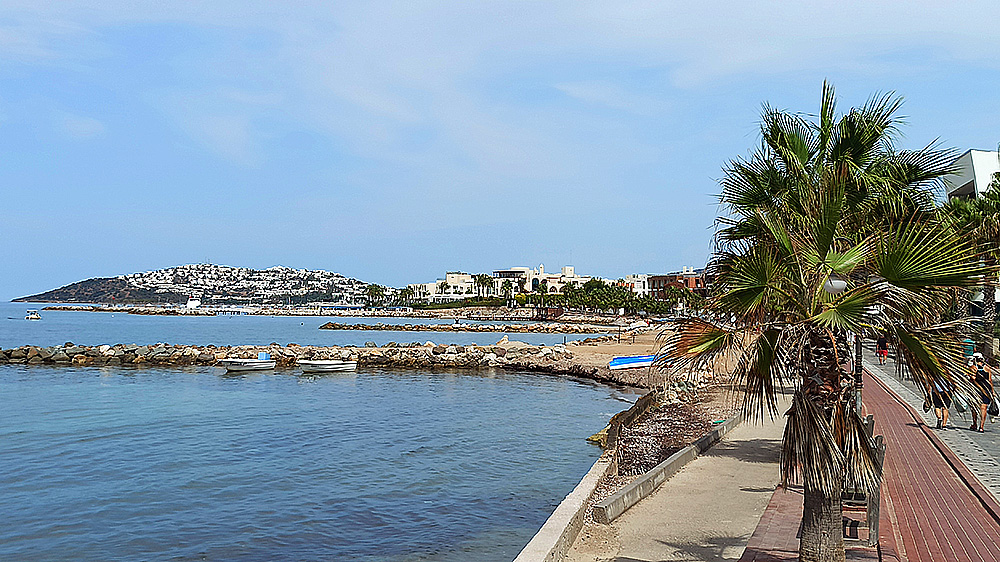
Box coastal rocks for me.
[0,340,654,389]
[317,321,611,335]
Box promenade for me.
[566,350,1000,561]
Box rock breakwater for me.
[0,337,657,387]
[317,321,611,334]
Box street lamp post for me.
[825,274,864,414]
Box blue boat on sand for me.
[608,354,656,370]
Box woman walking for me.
[970,353,994,433]
[930,379,952,429]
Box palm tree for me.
[364,284,385,308]
[396,286,415,306]
[501,279,513,305]
[473,274,494,299]
[941,185,1000,347]
[661,83,989,562]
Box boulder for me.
[364,341,377,348]
[51,352,70,363]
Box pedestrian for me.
[970,353,994,433]
[929,379,952,429]
[876,335,888,366]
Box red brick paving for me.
[739,370,1000,561]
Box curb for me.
[513,393,659,562]
[512,453,616,562]
[592,415,742,524]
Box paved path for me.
[565,398,789,562]
[864,349,1000,501]
[565,354,1000,562]
[862,368,1000,561]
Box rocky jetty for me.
[318,321,612,334]
[0,337,660,386]
[43,305,217,316]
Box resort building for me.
[492,264,593,294]
[945,149,1000,200]
[408,271,480,303]
[618,274,650,297]
[649,267,708,299]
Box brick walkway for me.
[740,370,1000,561]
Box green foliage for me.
[518,278,700,314]
[660,82,990,560]
[413,297,506,310]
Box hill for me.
[14,264,372,305]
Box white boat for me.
[219,354,276,372]
[25,310,41,320]
[298,359,358,373]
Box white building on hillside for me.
[620,274,650,296]
[945,149,1000,200]
[492,264,593,294]
[408,271,489,303]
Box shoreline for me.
[0,330,671,388]
[36,304,646,327]
[317,321,615,334]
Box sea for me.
[0,302,635,561]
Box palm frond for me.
[731,327,786,422]
[876,218,988,290]
[833,401,881,498]
[811,285,880,332]
[781,390,844,495]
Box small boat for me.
[608,354,656,370]
[219,352,276,372]
[25,310,41,320]
[298,359,358,373]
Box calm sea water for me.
[0,302,598,349]
[1,302,633,561]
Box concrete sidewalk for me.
[564,397,789,562]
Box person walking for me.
[930,379,952,429]
[970,353,994,433]
[876,335,889,366]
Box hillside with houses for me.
[14,264,372,305]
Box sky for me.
[2,1,1000,300]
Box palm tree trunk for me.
[959,288,971,336]
[801,478,845,562]
[984,280,996,359]
[798,329,848,562]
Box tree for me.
[437,281,450,296]
[396,286,415,306]
[661,83,988,562]
[501,279,513,304]
[364,284,386,307]
[941,179,1000,344]
[473,274,494,298]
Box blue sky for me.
[3,1,1000,300]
